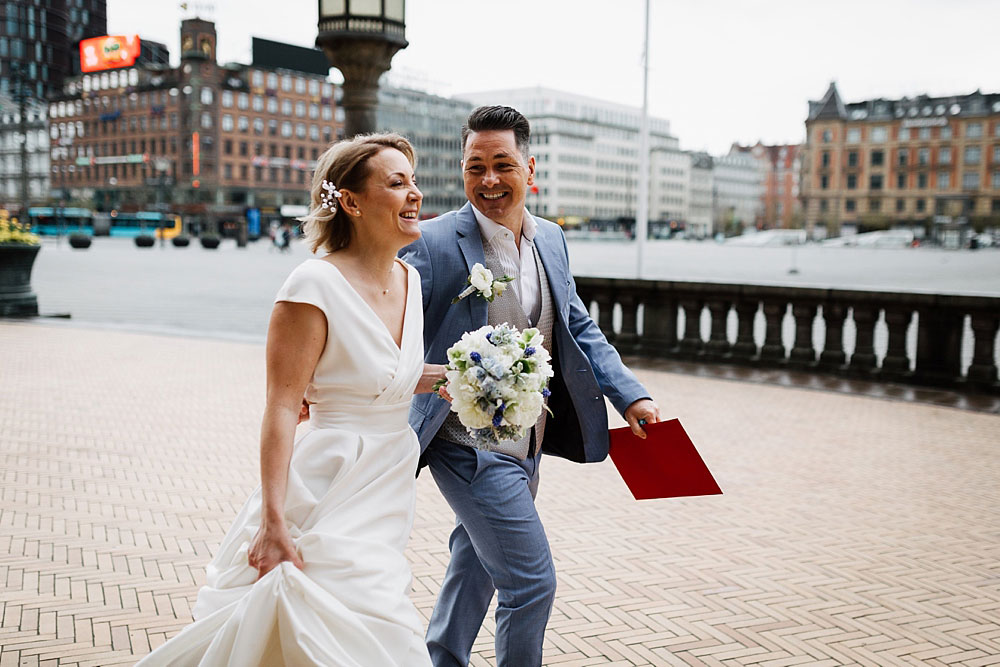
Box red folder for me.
[609,418,722,500]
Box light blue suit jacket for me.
[400,202,650,464]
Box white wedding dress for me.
[138,258,432,666]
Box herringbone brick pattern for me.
[2,321,998,666]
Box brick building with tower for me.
[47,18,341,233]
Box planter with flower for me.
[0,209,41,317]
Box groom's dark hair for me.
[462,106,531,160]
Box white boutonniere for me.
[452,263,514,304]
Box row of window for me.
[594,160,638,173]
[832,197,1000,215]
[54,87,336,122]
[220,115,333,141]
[51,159,317,188]
[822,121,1000,144]
[53,90,178,119]
[248,71,332,98]
[50,110,340,142]
[220,91,333,120]
[221,163,309,185]
[822,170,1000,191]
[50,136,179,162]
[72,68,142,94]
[222,141,321,162]
[824,145,1000,170]
[68,70,332,99]
[849,171,1000,190]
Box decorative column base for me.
[319,39,405,138]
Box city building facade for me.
[737,142,803,229]
[47,19,340,232]
[802,82,1000,238]
[0,104,48,210]
[1,0,106,100]
[649,146,690,227]
[376,85,470,217]
[688,152,714,238]
[456,87,679,221]
[712,147,764,235]
[1,0,107,213]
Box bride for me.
[139,133,440,666]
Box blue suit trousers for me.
[423,437,556,667]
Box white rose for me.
[493,281,507,297]
[469,263,494,292]
[454,395,493,429]
[507,392,544,428]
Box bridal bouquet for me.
[436,323,554,449]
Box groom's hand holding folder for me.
[609,418,722,500]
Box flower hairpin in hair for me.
[319,179,343,212]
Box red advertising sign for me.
[80,35,141,73]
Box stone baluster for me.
[616,292,640,353]
[594,290,616,343]
[788,303,818,366]
[730,300,759,360]
[880,307,913,376]
[678,298,704,356]
[849,305,878,373]
[759,300,787,362]
[914,307,963,385]
[818,302,847,368]
[967,312,999,385]
[704,299,731,358]
[642,296,678,356]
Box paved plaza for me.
[2,321,999,666]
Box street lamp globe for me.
[316,0,408,138]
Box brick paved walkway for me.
[2,322,999,666]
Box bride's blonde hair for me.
[300,133,416,254]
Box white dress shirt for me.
[471,205,542,325]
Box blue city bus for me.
[102,211,183,238]
[27,207,94,235]
[28,208,182,238]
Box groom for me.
[401,105,660,667]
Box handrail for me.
[575,277,1000,391]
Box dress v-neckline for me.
[312,257,411,353]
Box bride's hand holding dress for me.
[246,298,326,580]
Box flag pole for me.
[636,0,651,278]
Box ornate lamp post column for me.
[316,0,408,138]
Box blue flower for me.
[542,388,551,398]
[524,346,536,357]
[470,351,482,363]
[481,357,505,379]
[492,412,503,427]
[485,332,492,342]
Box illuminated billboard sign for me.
[80,35,141,73]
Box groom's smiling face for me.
[462,129,536,230]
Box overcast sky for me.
[107,0,1000,155]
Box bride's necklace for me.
[361,263,394,296]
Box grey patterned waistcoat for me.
[437,235,555,460]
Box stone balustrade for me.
[575,277,1000,391]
